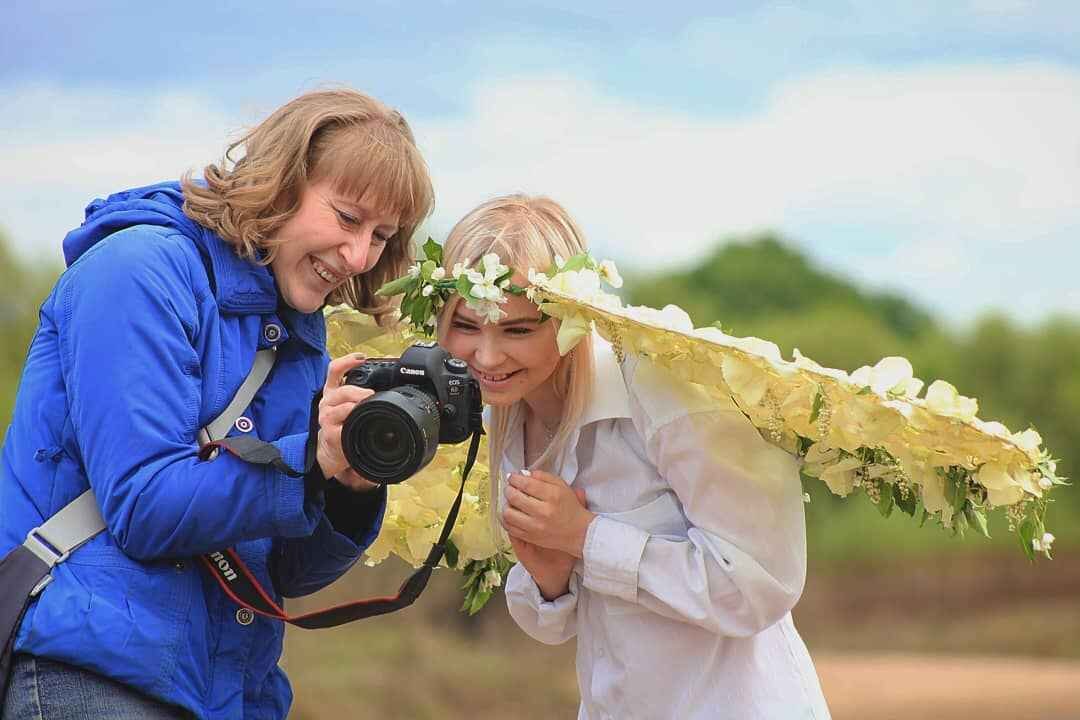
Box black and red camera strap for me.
[198,429,483,628]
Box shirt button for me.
[173,560,186,571]
[263,323,282,343]
[234,416,254,433]
[235,607,255,626]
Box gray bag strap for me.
[198,348,277,445]
[23,347,278,595]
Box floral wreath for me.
[376,237,623,352]
[342,237,1065,613]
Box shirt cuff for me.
[582,516,650,603]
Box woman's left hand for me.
[503,470,596,558]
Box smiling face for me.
[269,179,401,313]
[441,288,562,409]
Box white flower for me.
[452,262,467,279]
[554,254,566,269]
[406,263,421,278]
[421,284,434,297]
[431,267,446,281]
[464,254,510,319]
[598,259,623,288]
[465,297,507,324]
[482,569,503,591]
[1032,533,1054,552]
[425,315,436,328]
[1038,476,1053,490]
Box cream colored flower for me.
[555,313,591,356]
[924,380,978,422]
[598,259,623,288]
[819,457,862,496]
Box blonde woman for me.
[437,196,831,719]
[0,89,432,719]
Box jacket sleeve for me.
[504,562,579,645]
[580,359,808,638]
[271,481,387,597]
[56,230,321,560]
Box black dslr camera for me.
[340,342,483,484]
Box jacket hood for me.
[63,181,206,267]
[62,180,327,350]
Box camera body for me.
[340,342,482,484]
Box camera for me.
[340,342,483,484]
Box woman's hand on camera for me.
[316,353,378,488]
[502,471,595,559]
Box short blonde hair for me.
[182,88,434,323]
[437,195,595,544]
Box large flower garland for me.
[327,250,1063,612]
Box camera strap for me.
[198,429,484,627]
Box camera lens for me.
[340,387,441,484]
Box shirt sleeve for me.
[56,231,320,560]
[504,562,579,645]
[580,357,808,638]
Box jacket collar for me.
[200,228,326,352]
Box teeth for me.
[480,371,512,382]
[311,257,341,284]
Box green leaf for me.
[964,504,991,539]
[877,485,895,517]
[375,274,415,297]
[1019,518,1036,561]
[945,471,968,513]
[857,386,873,395]
[809,390,824,424]
[950,507,968,537]
[557,253,590,273]
[894,484,917,517]
[919,509,931,528]
[420,260,437,280]
[444,538,459,569]
[422,237,443,264]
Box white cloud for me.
[2,63,1079,323]
[417,63,1080,322]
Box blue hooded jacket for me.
[0,182,386,719]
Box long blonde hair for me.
[437,195,595,544]
[182,88,434,324]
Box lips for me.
[474,368,521,388]
[310,256,346,285]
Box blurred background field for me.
[4,230,1079,717]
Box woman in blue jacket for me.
[0,88,433,719]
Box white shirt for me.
[502,340,831,720]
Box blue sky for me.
[3,1,1079,325]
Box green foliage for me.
[0,230,62,426]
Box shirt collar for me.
[580,337,632,426]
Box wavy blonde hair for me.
[182,88,434,323]
[436,195,595,545]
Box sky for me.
[2,1,1078,326]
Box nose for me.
[338,232,372,275]
[473,333,506,369]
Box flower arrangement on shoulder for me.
[327,241,1065,611]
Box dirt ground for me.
[817,654,1080,720]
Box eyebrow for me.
[452,312,540,326]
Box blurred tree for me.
[0,229,61,425]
